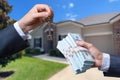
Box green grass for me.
[0,56,68,80]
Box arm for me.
[77,41,120,77]
[0,25,29,58]
[104,54,120,77]
[0,4,53,58]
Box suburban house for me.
[29,12,120,55]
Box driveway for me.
[48,66,120,80]
[34,54,120,80]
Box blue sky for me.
[8,0,120,22]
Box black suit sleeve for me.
[0,25,29,58]
[104,54,120,77]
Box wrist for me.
[18,20,28,33]
[98,53,110,72]
[14,22,29,40]
[95,53,103,67]
[95,59,103,68]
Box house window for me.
[34,38,42,48]
[58,35,67,40]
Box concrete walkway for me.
[33,54,67,64]
[34,54,120,80]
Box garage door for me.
[84,35,114,54]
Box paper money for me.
[57,33,95,74]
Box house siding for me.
[57,22,83,41]
[83,24,114,54]
[83,24,113,36]
[30,26,44,50]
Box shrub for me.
[0,50,25,67]
[25,48,41,55]
[49,49,64,58]
[32,48,41,55]
[25,48,33,54]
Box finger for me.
[76,41,93,49]
[49,7,54,19]
[35,4,51,15]
[34,12,49,19]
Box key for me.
[45,17,53,40]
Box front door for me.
[43,29,54,53]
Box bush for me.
[14,50,25,58]
[25,48,42,55]
[49,49,64,58]
[0,50,25,67]
[25,48,32,53]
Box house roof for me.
[56,12,120,27]
[55,20,83,25]
[55,20,84,27]
[78,12,120,26]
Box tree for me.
[0,0,16,29]
[0,0,20,67]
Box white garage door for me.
[84,35,114,54]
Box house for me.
[29,12,120,55]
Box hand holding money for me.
[57,33,95,74]
[76,41,103,68]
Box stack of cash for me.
[57,33,94,74]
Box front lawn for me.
[0,56,68,80]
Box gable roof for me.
[55,20,84,27]
[55,20,83,25]
[77,12,120,26]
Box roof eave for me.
[109,13,120,24]
[55,20,84,27]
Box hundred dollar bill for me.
[67,33,94,63]
[64,38,86,66]
[57,33,95,74]
[57,40,81,74]
[65,37,89,72]
[63,38,86,72]
[62,39,83,74]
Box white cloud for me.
[61,2,74,9]
[65,13,78,20]
[109,0,119,3]
[69,3,74,8]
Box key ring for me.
[45,17,53,22]
[45,17,53,40]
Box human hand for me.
[77,41,103,67]
[18,4,54,33]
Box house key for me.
[45,17,53,40]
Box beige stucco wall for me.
[83,24,113,37]
[83,24,114,54]
[56,22,83,41]
[29,26,44,49]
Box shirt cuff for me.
[14,22,32,40]
[99,53,110,72]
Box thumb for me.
[76,41,92,49]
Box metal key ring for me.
[45,17,52,22]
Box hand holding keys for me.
[57,33,94,74]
